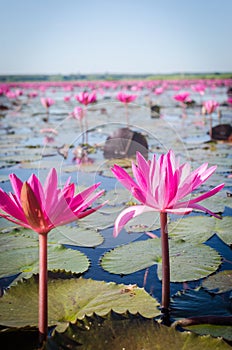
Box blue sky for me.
[1,0,232,75]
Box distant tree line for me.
[0,72,232,82]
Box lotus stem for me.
[125,103,129,127]
[160,212,170,319]
[209,115,213,139]
[84,107,88,144]
[39,233,48,345]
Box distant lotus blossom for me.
[28,91,38,98]
[5,91,17,99]
[116,92,137,104]
[72,106,85,121]
[116,92,137,126]
[191,84,206,95]
[173,92,190,104]
[227,97,232,105]
[64,95,71,102]
[15,89,24,97]
[75,91,97,105]
[154,87,164,95]
[40,97,55,109]
[203,100,219,114]
[40,128,58,135]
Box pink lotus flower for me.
[173,92,190,104]
[0,168,104,233]
[116,92,137,104]
[111,150,224,314]
[203,100,219,114]
[5,90,17,99]
[228,97,232,105]
[191,84,206,95]
[40,97,55,109]
[0,168,105,343]
[75,91,97,105]
[116,92,137,126]
[111,150,224,237]
[154,87,164,95]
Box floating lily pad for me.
[169,215,232,246]
[49,313,231,350]
[183,324,232,342]
[79,211,119,230]
[97,188,134,206]
[20,159,62,169]
[0,277,160,330]
[214,216,232,246]
[0,218,18,232]
[17,226,104,247]
[125,211,161,233]
[101,239,221,282]
[191,191,231,213]
[0,230,38,252]
[101,239,161,275]
[0,243,89,280]
[202,270,232,293]
[158,241,222,282]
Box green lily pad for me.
[183,324,232,342]
[171,287,232,319]
[158,241,222,282]
[214,216,232,246]
[169,215,232,246]
[202,270,232,293]
[191,191,231,213]
[0,230,38,253]
[0,244,89,280]
[17,226,104,247]
[48,314,232,350]
[97,188,134,206]
[125,211,161,233]
[101,239,161,275]
[79,210,119,230]
[101,239,221,282]
[0,218,18,232]
[0,277,160,330]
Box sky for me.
[1,0,232,75]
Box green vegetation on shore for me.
[0,72,232,83]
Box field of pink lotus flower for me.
[0,78,231,349]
